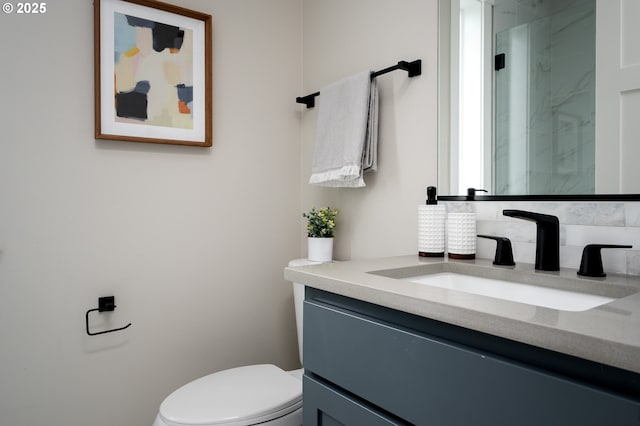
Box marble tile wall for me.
[493,0,579,34]
[444,201,640,276]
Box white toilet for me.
[152,259,313,426]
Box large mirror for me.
[438,0,640,199]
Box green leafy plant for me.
[303,207,339,238]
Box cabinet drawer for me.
[303,375,406,426]
[304,299,640,425]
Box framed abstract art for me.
[95,0,212,147]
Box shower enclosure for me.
[493,0,596,195]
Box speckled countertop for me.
[284,255,640,374]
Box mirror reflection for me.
[439,0,597,196]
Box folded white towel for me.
[309,71,379,187]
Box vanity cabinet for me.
[303,288,640,426]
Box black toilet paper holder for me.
[85,296,132,336]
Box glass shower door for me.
[493,0,595,195]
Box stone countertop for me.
[284,255,640,374]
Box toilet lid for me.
[159,364,302,426]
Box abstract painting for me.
[95,0,212,147]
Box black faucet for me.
[503,210,559,271]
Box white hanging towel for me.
[309,71,379,187]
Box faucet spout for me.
[503,209,560,271]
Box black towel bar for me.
[296,59,422,109]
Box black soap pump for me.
[467,188,488,201]
[418,186,446,257]
[427,186,437,205]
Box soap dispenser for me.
[447,211,477,259]
[418,186,446,257]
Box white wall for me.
[0,1,302,425]
[301,0,439,260]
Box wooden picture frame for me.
[94,0,212,147]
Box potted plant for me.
[303,207,338,262]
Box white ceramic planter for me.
[307,237,334,262]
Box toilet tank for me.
[288,259,320,365]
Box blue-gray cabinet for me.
[303,288,640,426]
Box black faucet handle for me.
[577,244,633,277]
[477,235,515,266]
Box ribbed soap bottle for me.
[418,186,446,257]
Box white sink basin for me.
[407,272,614,312]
